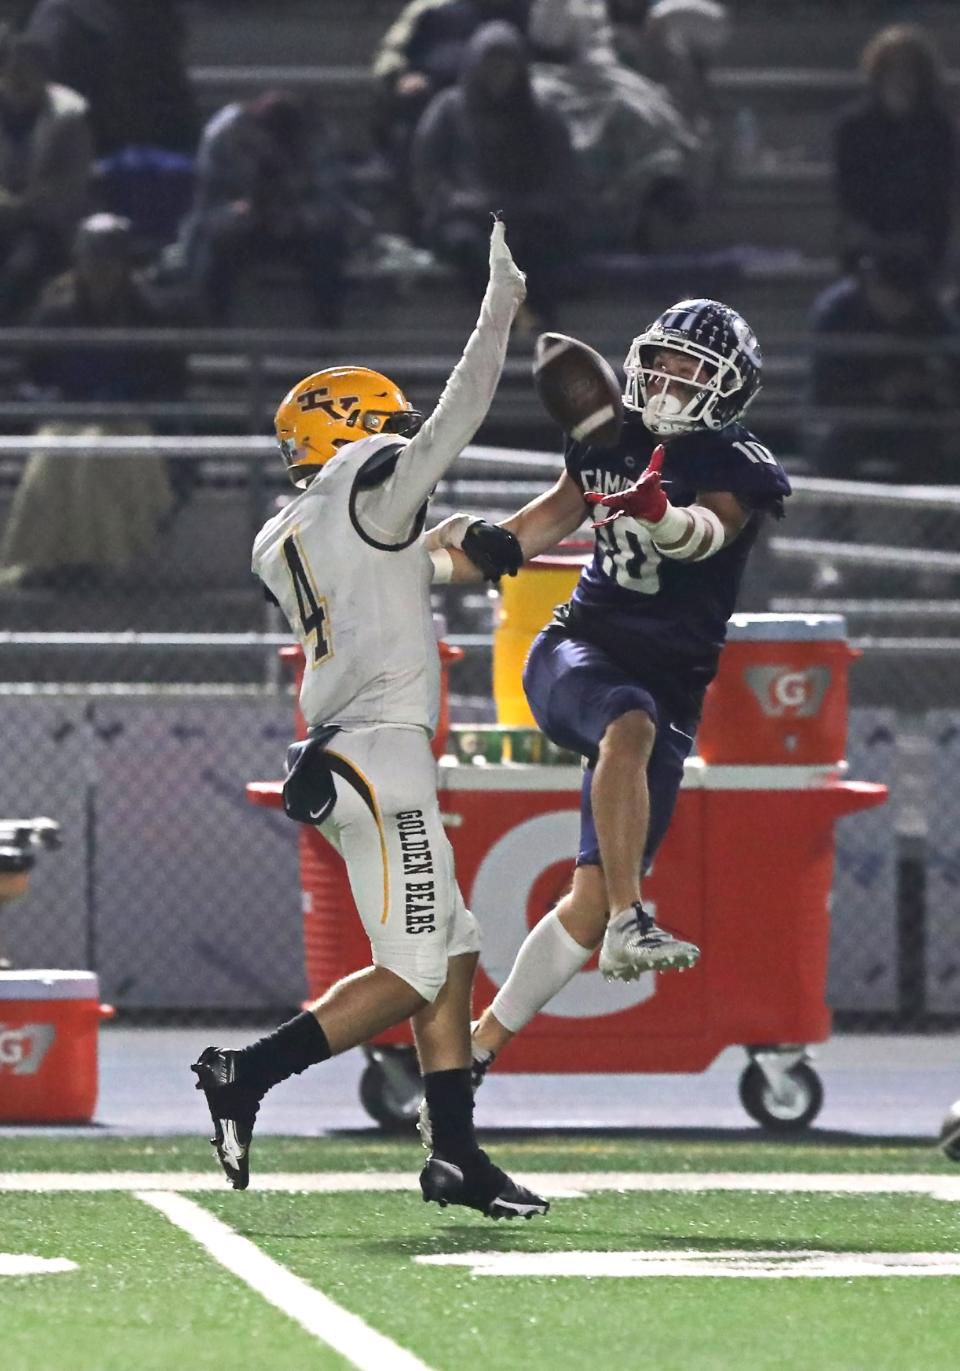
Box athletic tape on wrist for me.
[651,503,725,561]
[430,548,454,584]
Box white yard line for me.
[416,1249,960,1279]
[0,1171,417,1192]
[138,1191,435,1371]
[3,1171,960,1200]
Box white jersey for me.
[252,227,525,733]
[253,433,440,731]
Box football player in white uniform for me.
[192,220,547,1221]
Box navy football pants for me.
[522,628,696,871]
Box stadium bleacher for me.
[1,0,958,682]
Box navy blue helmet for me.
[623,299,763,436]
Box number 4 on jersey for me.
[283,535,331,665]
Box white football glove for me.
[489,217,527,301]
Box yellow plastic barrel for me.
[493,551,588,725]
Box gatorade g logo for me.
[744,666,832,718]
[0,1023,56,1075]
[472,811,655,1017]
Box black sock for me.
[424,1067,478,1164]
[233,1011,331,1094]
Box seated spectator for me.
[0,213,186,590]
[526,0,703,249]
[371,0,531,211]
[834,24,958,274]
[93,143,196,260]
[613,0,730,144]
[807,250,960,484]
[0,28,92,321]
[24,0,197,157]
[411,21,577,329]
[178,92,354,326]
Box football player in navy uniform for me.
[427,298,792,1113]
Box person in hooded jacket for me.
[411,20,578,329]
[834,23,958,274]
[24,0,197,156]
[370,0,530,209]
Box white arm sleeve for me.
[354,222,525,545]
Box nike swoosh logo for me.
[668,723,694,743]
[309,807,326,820]
[220,1119,245,1167]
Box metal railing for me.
[1,329,958,440]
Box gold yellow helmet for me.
[274,366,423,487]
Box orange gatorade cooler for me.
[0,970,112,1122]
[493,550,588,726]
[697,613,858,766]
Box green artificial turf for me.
[0,1131,950,1174]
[203,1187,960,1371]
[3,1135,959,1371]
[0,1193,347,1371]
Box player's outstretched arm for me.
[427,470,585,582]
[586,447,749,562]
[355,219,526,543]
[500,471,588,561]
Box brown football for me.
[532,332,624,448]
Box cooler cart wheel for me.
[359,1046,423,1132]
[739,1059,824,1133]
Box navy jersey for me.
[558,415,791,717]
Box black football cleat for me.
[420,1150,549,1220]
[191,1046,262,1190]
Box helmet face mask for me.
[274,366,423,487]
[623,300,763,436]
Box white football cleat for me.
[599,904,700,980]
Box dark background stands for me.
[371,0,531,217]
[0,29,92,320]
[807,251,960,484]
[411,20,577,328]
[834,23,958,273]
[178,92,354,327]
[22,0,198,156]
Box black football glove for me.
[461,520,523,583]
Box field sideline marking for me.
[139,1191,434,1371]
[3,1171,960,1200]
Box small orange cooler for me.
[698,613,858,765]
[0,970,111,1123]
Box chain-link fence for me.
[1,407,960,1028]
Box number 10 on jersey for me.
[283,533,331,666]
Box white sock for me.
[490,911,594,1034]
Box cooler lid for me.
[727,613,847,642]
[0,970,99,1000]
